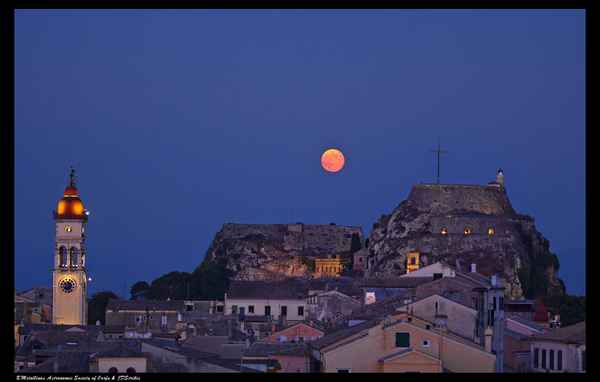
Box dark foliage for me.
[542,293,586,327]
[87,289,119,325]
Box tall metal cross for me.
[429,141,448,184]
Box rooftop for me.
[529,321,586,343]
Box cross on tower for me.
[429,140,448,184]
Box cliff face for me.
[366,183,564,300]
[202,223,365,281]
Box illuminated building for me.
[406,252,420,273]
[315,255,343,278]
[52,167,88,325]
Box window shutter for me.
[395,332,410,347]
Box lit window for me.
[464,228,471,234]
[506,229,510,234]
[441,228,447,234]
[488,228,494,234]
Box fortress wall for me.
[429,214,514,236]
[221,223,285,240]
[301,225,365,253]
[221,223,365,255]
[408,184,516,216]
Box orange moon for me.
[321,149,345,172]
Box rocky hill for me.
[365,182,565,300]
[202,223,365,281]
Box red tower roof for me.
[56,172,84,219]
[534,297,549,323]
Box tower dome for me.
[57,169,84,219]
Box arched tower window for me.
[410,257,416,265]
[59,246,68,267]
[488,228,495,234]
[69,247,78,267]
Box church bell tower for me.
[52,167,89,325]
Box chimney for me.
[471,263,476,273]
[491,275,498,286]
[485,327,493,353]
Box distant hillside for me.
[202,223,365,281]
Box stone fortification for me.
[203,223,365,281]
[366,182,564,300]
[408,183,517,217]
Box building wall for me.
[97,357,146,373]
[261,324,323,343]
[430,214,513,236]
[403,295,478,342]
[531,341,585,373]
[379,351,442,373]
[321,317,496,373]
[305,291,361,323]
[225,298,306,323]
[503,333,531,372]
[52,270,86,325]
[269,355,309,373]
[105,310,180,332]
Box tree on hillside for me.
[88,290,119,325]
[543,293,586,327]
[350,232,361,255]
[192,257,235,301]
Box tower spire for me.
[429,139,448,184]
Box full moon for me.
[321,149,345,172]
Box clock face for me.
[60,278,76,294]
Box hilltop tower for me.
[496,168,505,188]
[52,167,89,325]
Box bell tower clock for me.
[52,167,89,325]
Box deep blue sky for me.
[14,9,585,298]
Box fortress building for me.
[52,167,89,325]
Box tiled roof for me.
[18,323,127,335]
[180,336,246,359]
[94,346,146,358]
[18,352,89,373]
[16,330,101,356]
[243,341,311,357]
[310,319,378,350]
[503,327,529,340]
[379,347,414,362]
[507,315,546,333]
[362,276,433,288]
[529,321,586,343]
[105,299,185,312]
